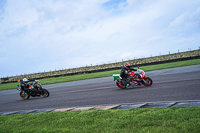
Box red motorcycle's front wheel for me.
[116,81,126,89]
[141,77,153,86]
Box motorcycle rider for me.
[120,62,137,87]
[19,78,37,91]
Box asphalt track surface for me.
[0,65,200,113]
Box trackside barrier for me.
[1,50,200,84]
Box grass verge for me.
[0,107,200,132]
[0,58,200,91]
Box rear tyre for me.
[20,91,30,100]
[141,77,153,86]
[41,89,50,97]
[116,81,126,89]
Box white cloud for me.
[0,0,200,77]
[169,7,200,35]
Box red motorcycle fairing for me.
[143,76,148,79]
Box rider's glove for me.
[137,74,142,78]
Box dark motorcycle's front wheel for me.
[41,89,50,97]
[116,81,126,89]
[20,91,30,100]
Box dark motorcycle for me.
[17,79,50,100]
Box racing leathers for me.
[20,79,36,91]
[120,66,137,87]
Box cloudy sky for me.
[0,0,200,77]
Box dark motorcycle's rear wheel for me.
[41,89,50,97]
[141,77,153,86]
[20,91,30,100]
[116,81,126,89]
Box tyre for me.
[116,81,126,89]
[20,91,30,100]
[41,89,50,97]
[141,77,153,86]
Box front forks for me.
[142,79,148,84]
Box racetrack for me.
[0,65,200,113]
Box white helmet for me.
[23,78,28,82]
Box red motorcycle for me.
[113,67,153,89]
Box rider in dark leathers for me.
[19,78,36,91]
[120,62,137,87]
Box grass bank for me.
[0,58,200,91]
[0,107,200,132]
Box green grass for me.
[0,58,200,91]
[0,107,200,133]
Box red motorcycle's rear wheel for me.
[141,77,153,86]
[116,81,126,89]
